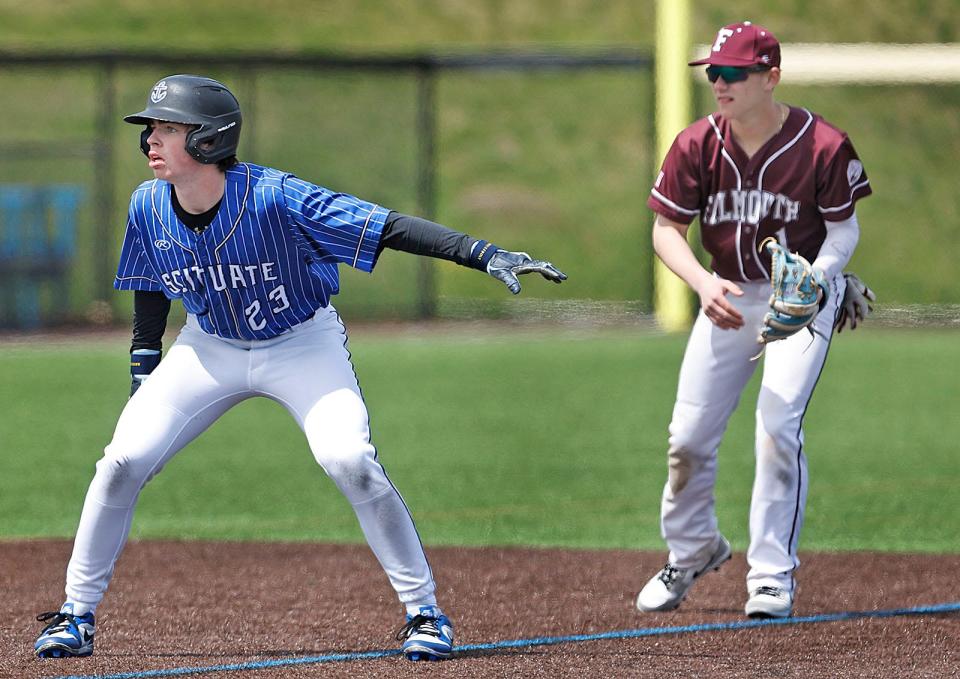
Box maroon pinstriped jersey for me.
[648,106,872,282]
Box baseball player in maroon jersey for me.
[636,21,872,618]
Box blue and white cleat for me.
[34,604,95,658]
[396,605,454,661]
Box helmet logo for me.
[150,81,168,103]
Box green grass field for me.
[2,325,957,553]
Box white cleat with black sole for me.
[745,586,793,618]
[636,535,732,612]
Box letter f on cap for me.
[712,28,735,52]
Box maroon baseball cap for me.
[689,21,781,68]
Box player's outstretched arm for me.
[377,212,566,294]
[484,249,566,295]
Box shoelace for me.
[395,614,441,641]
[657,563,685,589]
[36,611,75,634]
[754,586,783,598]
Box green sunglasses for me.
[706,64,771,83]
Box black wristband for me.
[129,348,161,398]
[470,240,501,271]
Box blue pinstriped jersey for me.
[114,162,388,340]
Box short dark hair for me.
[216,155,239,172]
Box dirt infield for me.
[3,540,958,678]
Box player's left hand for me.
[835,272,876,333]
[486,250,567,294]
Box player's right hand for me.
[695,275,744,330]
[130,349,162,397]
[486,250,567,295]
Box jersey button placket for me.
[746,177,765,278]
[194,240,217,332]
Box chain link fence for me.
[0,51,655,330]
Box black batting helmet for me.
[124,74,242,164]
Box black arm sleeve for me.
[131,290,171,353]
[376,211,495,271]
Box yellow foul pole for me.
[653,0,694,331]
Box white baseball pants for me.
[660,274,844,595]
[64,305,436,611]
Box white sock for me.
[405,602,440,618]
[63,601,95,617]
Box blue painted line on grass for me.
[53,601,960,679]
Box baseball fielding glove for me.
[835,272,876,333]
[758,238,829,346]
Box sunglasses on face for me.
[706,65,771,83]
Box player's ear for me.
[765,67,781,90]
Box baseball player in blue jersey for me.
[34,74,566,662]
